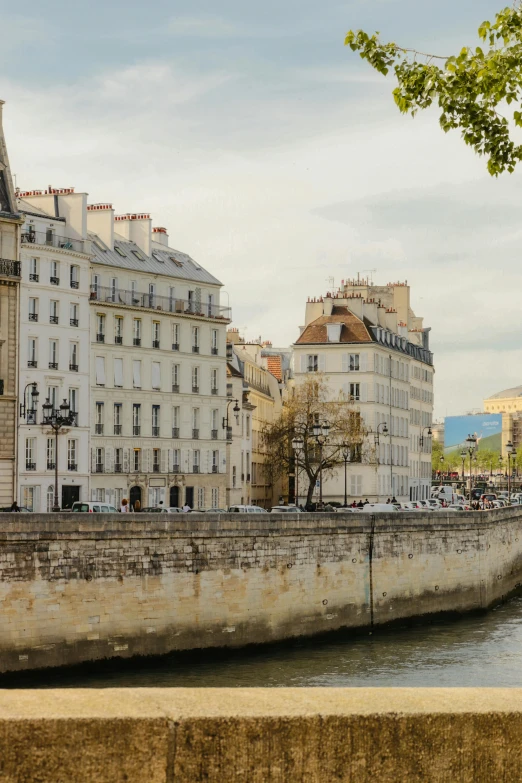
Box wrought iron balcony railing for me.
[21,230,87,254]
[89,285,231,320]
[0,259,21,278]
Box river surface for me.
[5,597,522,688]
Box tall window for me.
[152,321,160,348]
[22,487,35,512]
[192,326,199,352]
[208,293,214,317]
[149,283,156,307]
[69,342,78,371]
[211,487,219,508]
[95,402,104,434]
[152,405,160,436]
[197,487,205,509]
[25,438,36,470]
[211,368,218,395]
[69,388,78,420]
[47,385,58,409]
[153,448,160,472]
[46,438,55,470]
[96,314,105,341]
[70,302,78,327]
[28,297,38,321]
[132,360,141,388]
[131,281,137,303]
[211,409,218,437]
[349,354,360,371]
[68,439,77,470]
[114,403,122,435]
[115,448,122,473]
[49,339,58,369]
[114,357,123,388]
[172,323,180,350]
[192,366,199,393]
[70,265,79,289]
[49,300,59,324]
[47,486,54,512]
[172,406,180,437]
[212,450,219,473]
[114,316,123,343]
[193,449,200,473]
[133,404,141,435]
[110,277,117,302]
[152,361,161,390]
[246,415,250,437]
[29,257,38,281]
[211,329,218,354]
[232,465,236,488]
[133,318,141,346]
[307,354,318,372]
[133,449,140,471]
[50,260,59,284]
[92,274,100,296]
[188,289,194,312]
[95,356,106,386]
[192,408,199,438]
[172,449,180,471]
[172,364,180,392]
[28,337,37,368]
[95,447,104,473]
[169,287,175,312]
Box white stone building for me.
[226,355,254,508]
[16,188,92,511]
[87,208,230,510]
[293,279,434,504]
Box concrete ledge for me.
[2,688,522,781]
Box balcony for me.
[29,273,39,282]
[0,259,21,278]
[193,466,200,474]
[95,424,104,435]
[50,277,59,286]
[211,429,218,440]
[26,462,36,471]
[95,464,104,473]
[211,388,218,396]
[114,424,122,435]
[133,425,141,436]
[70,318,79,327]
[69,363,78,372]
[172,464,180,473]
[49,315,59,324]
[27,360,37,368]
[133,337,141,347]
[21,230,88,255]
[152,464,160,473]
[114,335,123,345]
[114,463,122,473]
[172,343,179,351]
[89,285,232,321]
[28,313,38,322]
[212,465,218,474]
[152,340,160,349]
[48,362,58,370]
[47,462,56,470]
[70,280,79,290]
[192,429,199,440]
[172,427,179,438]
[192,346,199,354]
[211,347,218,355]
[172,384,179,394]
[152,426,160,437]
[96,334,105,343]
[192,386,199,394]
[68,463,78,472]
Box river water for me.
[5,597,522,688]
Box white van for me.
[361,503,397,513]
[228,505,269,513]
[431,486,457,504]
[71,502,118,513]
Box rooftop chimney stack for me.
[152,226,169,247]
[114,213,152,256]
[87,203,114,250]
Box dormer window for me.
[326,323,342,343]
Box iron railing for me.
[21,230,87,254]
[114,424,122,435]
[70,318,79,327]
[172,427,179,438]
[89,285,231,320]
[68,463,78,472]
[152,426,160,437]
[211,429,218,440]
[95,424,104,435]
[0,259,21,278]
[192,429,199,439]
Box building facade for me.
[16,188,92,511]
[293,279,434,504]
[226,358,254,507]
[87,208,230,510]
[0,101,23,506]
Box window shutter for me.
[342,354,349,373]
[90,448,96,473]
[342,383,349,400]
[123,448,129,473]
[106,447,114,473]
[161,449,167,473]
[300,355,307,373]
[152,362,161,390]
[133,360,141,388]
[360,383,368,403]
[219,449,225,473]
[360,352,368,372]
[318,354,326,372]
[114,358,123,387]
[95,356,106,385]
[91,489,96,501]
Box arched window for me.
[47,486,54,512]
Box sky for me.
[1,0,519,418]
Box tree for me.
[345,4,522,175]
[262,375,367,507]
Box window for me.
[172,363,180,392]
[133,404,141,435]
[22,487,36,512]
[172,406,180,437]
[211,368,218,395]
[95,356,106,386]
[246,415,250,437]
[28,297,38,321]
[192,408,199,438]
[307,354,318,372]
[49,339,58,370]
[169,287,175,312]
[46,438,55,470]
[115,246,126,258]
[28,337,37,368]
[349,383,360,401]
[172,449,180,471]
[153,448,160,473]
[92,274,100,296]
[114,357,123,388]
[95,488,104,502]
[95,402,104,435]
[188,289,195,312]
[152,361,161,390]
[68,439,77,471]
[25,438,36,471]
[115,448,122,473]
[193,449,200,473]
[110,277,117,302]
[232,465,236,488]
[152,405,160,437]
[349,354,360,371]
[96,314,105,342]
[212,450,219,474]
[192,326,199,353]
[211,487,219,508]
[152,321,160,348]
[132,360,141,389]
[70,302,78,327]
[133,319,141,346]
[350,474,363,496]
[49,300,59,325]
[95,447,104,473]
[47,385,58,410]
[50,260,59,285]
[132,249,144,261]
[208,294,214,318]
[70,265,79,289]
[211,329,218,355]
[29,257,38,282]
[69,388,78,421]
[172,323,180,350]
[131,280,138,303]
[47,486,54,512]
[197,487,205,509]
[192,366,199,393]
[211,409,218,439]
[133,449,141,471]
[114,403,122,435]
[149,283,156,307]
[114,316,123,344]
[69,342,78,371]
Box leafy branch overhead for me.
[345,3,522,175]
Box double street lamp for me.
[460,449,467,484]
[42,398,76,512]
[313,420,330,506]
[506,440,517,501]
[465,434,477,501]
[291,435,304,507]
[222,398,240,439]
[342,447,351,507]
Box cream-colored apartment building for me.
[87,207,230,510]
[293,279,434,503]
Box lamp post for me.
[19,382,40,422]
[342,447,351,507]
[312,420,330,506]
[507,440,515,502]
[460,449,467,489]
[465,434,477,502]
[291,435,304,507]
[222,398,240,439]
[42,398,76,512]
[440,454,444,480]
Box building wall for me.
[0,507,520,672]
[225,372,253,507]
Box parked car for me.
[204,508,228,513]
[361,503,397,513]
[71,502,118,513]
[270,506,304,513]
[228,505,269,513]
[0,506,32,512]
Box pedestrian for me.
[386,498,391,504]
[121,498,129,513]
[10,501,20,512]
[364,498,369,505]
[133,499,141,513]
[182,503,191,513]
[357,499,364,509]
[391,496,397,504]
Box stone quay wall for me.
[0,507,521,672]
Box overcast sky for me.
[1,0,518,418]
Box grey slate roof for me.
[89,231,223,286]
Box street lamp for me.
[42,398,76,512]
[19,382,39,423]
[291,435,304,507]
[507,440,515,501]
[465,434,477,501]
[460,449,466,486]
[342,447,351,507]
[419,426,432,448]
[440,454,444,479]
[374,422,388,447]
[313,420,330,507]
[222,398,240,439]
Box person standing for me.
[10,502,20,512]
[134,499,141,513]
[182,503,191,513]
[121,498,129,513]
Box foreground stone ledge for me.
[1,688,522,782]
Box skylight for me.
[170,256,183,267]
[152,252,164,263]
[114,246,126,257]
[132,250,144,261]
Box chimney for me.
[152,226,169,247]
[114,213,152,256]
[323,294,333,317]
[87,203,114,250]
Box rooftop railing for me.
[21,230,88,255]
[90,285,231,320]
[0,259,21,278]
